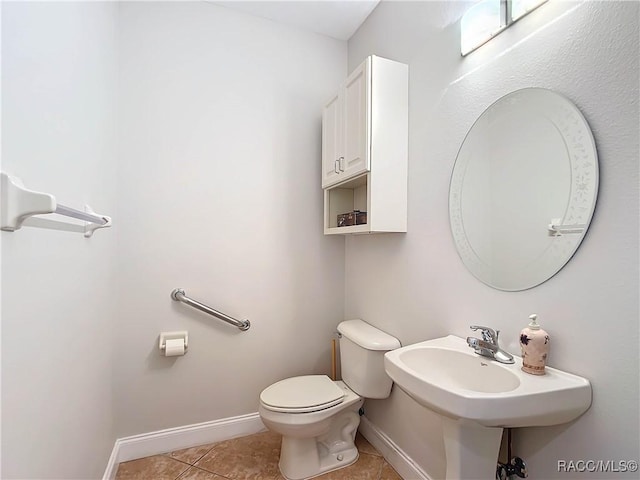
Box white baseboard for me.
[359,416,432,480]
[102,412,266,480]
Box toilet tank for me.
[337,319,401,399]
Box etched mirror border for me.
[449,88,599,291]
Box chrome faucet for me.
[466,325,514,364]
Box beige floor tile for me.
[355,433,381,457]
[195,430,282,479]
[380,461,403,480]
[177,466,226,480]
[315,452,385,480]
[115,455,190,480]
[117,430,395,480]
[167,443,217,465]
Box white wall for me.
[347,1,639,479]
[114,2,347,437]
[2,1,347,476]
[1,2,118,478]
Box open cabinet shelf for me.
[324,174,369,234]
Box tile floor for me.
[116,430,403,480]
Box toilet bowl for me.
[259,377,364,480]
[258,320,401,480]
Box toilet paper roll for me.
[164,338,185,357]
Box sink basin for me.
[397,347,520,394]
[384,335,592,480]
[384,335,591,428]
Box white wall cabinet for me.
[322,55,408,234]
[322,60,370,188]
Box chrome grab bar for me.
[171,288,250,331]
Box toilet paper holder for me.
[159,331,189,354]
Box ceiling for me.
[211,1,380,40]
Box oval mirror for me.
[449,88,598,291]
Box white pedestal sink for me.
[384,335,592,480]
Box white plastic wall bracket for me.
[1,172,56,231]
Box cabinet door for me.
[342,59,370,180]
[322,92,342,188]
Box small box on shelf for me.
[337,210,367,227]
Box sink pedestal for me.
[441,417,503,480]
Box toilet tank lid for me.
[337,319,401,351]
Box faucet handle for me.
[469,325,497,343]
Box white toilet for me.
[258,319,401,480]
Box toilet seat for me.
[260,375,345,413]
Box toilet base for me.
[279,437,359,480]
[278,409,362,480]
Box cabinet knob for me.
[334,159,340,174]
[338,156,345,172]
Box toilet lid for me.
[260,375,345,413]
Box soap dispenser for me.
[519,314,550,375]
